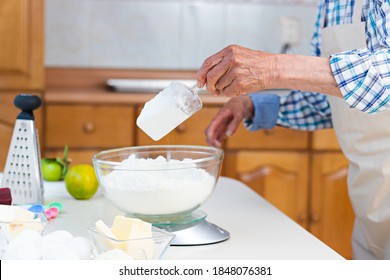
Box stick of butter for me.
[95,219,118,250]
[0,205,42,239]
[95,216,154,260]
[112,215,154,260]
[0,205,35,222]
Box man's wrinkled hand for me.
[196,45,276,97]
[205,96,254,147]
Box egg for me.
[38,241,63,256]
[37,233,68,255]
[6,234,39,253]
[2,228,94,260]
[37,230,72,250]
[67,236,93,260]
[10,229,42,245]
[45,230,73,243]
[3,243,42,260]
[42,243,80,260]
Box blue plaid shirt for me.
[248,0,390,131]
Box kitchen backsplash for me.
[45,0,318,70]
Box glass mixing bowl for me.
[93,145,224,223]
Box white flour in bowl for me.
[101,155,216,216]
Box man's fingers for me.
[197,46,235,88]
[226,115,243,136]
[197,55,224,88]
[205,109,232,147]
[204,57,233,95]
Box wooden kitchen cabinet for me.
[223,125,310,228]
[311,131,353,260]
[310,152,353,259]
[224,125,353,259]
[224,150,310,228]
[0,0,44,90]
[0,0,44,169]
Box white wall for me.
[45,0,318,70]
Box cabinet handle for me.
[83,122,95,134]
[175,123,187,133]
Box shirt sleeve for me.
[330,50,390,113]
[329,2,390,113]
[244,90,333,131]
[244,93,280,131]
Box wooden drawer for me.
[136,106,221,146]
[45,105,135,148]
[226,125,309,150]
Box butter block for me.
[0,205,35,222]
[0,205,42,240]
[111,215,154,260]
[6,217,44,239]
[95,220,117,250]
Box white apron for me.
[322,0,390,259]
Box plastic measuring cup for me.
[136,81,203,141]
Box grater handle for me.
[14,94,42,120]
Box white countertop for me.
[39,176,344,260]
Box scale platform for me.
[142,210,230,246]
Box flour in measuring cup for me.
[136,81,202,141]
[136,93,190,141]
[101,155,216,215]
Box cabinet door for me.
[0,0,44,170]
[224,151,309,228]
[0,0,44,90]
[310,152,353,259]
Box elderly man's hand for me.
[205,95,254,148]
[196,45,277,96]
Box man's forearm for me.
[271,54,342,98]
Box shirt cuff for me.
[244,93,280,131]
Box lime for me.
[42,159,63,181]
[65,164,99,200]
[41,145,70,181]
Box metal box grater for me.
[1,94,43,205]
